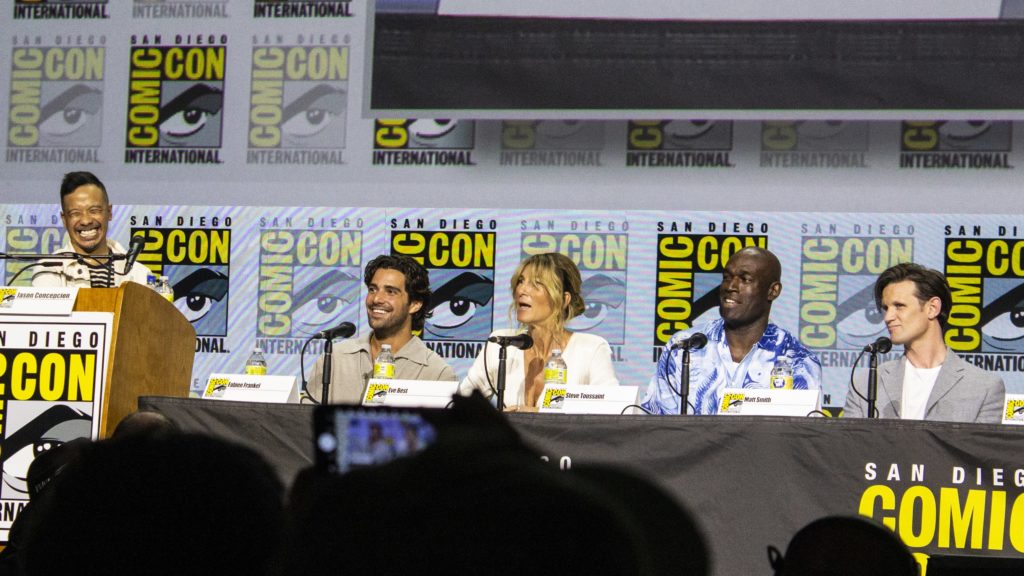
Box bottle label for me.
[162,293,174,303]
[770,374,793,390]
[373,362,395,379]
[245,365,267,376]
[544,367,567,385]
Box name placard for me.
[203,373,298,403]
[361,379,459,408]
[539,385,640,415]
[719,388,821,417]
[0,287,77,316]
[1002,394,1024,425]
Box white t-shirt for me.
[901,362,942,420]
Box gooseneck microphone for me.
[488,333,534,412]
[863,336,892,418]
[671,332,708,351]
[317,321,357,340]
[670,332,707,416]
[123,235,146,275]
[488,333,534,350]
[863,336,892,354]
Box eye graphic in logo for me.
[980,280,1024,353]
[534,120,585,139]
[938,121,992,140]
[424,271,493,340]
[664,120,715,145]
[795,120,847,140]
[533,120,602,149]
[836,281,886,349]
[158,83,224,147]
[289,268,360,337]
[282,84,347,147]
[171,267,229,334]
[662,120,731,150]
[569,273,626,342]
[409,119,457,142]
[39,84,102,147]
[1,405,91,497]
[407,119,474,149]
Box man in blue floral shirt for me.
[642,247,822,415]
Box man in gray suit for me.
[844,263,1005,423]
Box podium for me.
[74,282,195,437]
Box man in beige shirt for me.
[307,254,456,403]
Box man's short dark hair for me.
[60,171,109,209]
[364,254,431,331]
[874,263,953,326]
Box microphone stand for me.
[496,342,509,411]
[678,346,693,415]
[867,348,880,418]
[321,337,334,405]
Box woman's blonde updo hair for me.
[509,252,585,334]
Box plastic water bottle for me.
[544,348,568,386]
[373,344,395,379]
[146,274,158,290]
[245,347,268,376]
[770,352,794,389]
[157,276,174,303]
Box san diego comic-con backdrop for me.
[5,0,1024,408]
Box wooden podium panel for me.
[74,282,195,437]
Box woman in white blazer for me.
[459,252,619,410]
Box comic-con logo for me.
[798,229,914,358]
[900,121,1012,169]
[248,41,349,165]
[254,0,352,18]
[133,0,229,18]
[521,232,628,347]
[0,336,101,500]
[131,222,231,352]
[653,225,768,361]
[760,121,868,168]
[125,35,226,165]
[391,224,496,360]
[944,231,1024,363]
[7,40,104,163]
[626,120,732,168]
[256,227,362,351]
[14,0,108,19]
[499,121,602,167]
[4,221,63,286]
[373,120,475,166]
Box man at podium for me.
[32,171,152,288]
[307,254,457,403]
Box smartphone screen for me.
[314,405,438,474]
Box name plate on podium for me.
[719,388,820,416]
[202,373,298,403]
[0,287,77,316]
[539,385,639,415]
[1003,394,1024,425]
[361,379,459,408]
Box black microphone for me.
[488,333,534,350]
[317,321,356,340]
[863,336,892,354]
[123,235,146,275]
[670,332,708,351]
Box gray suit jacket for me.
[844,349,1005,423]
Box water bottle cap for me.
[382,344,392,350]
